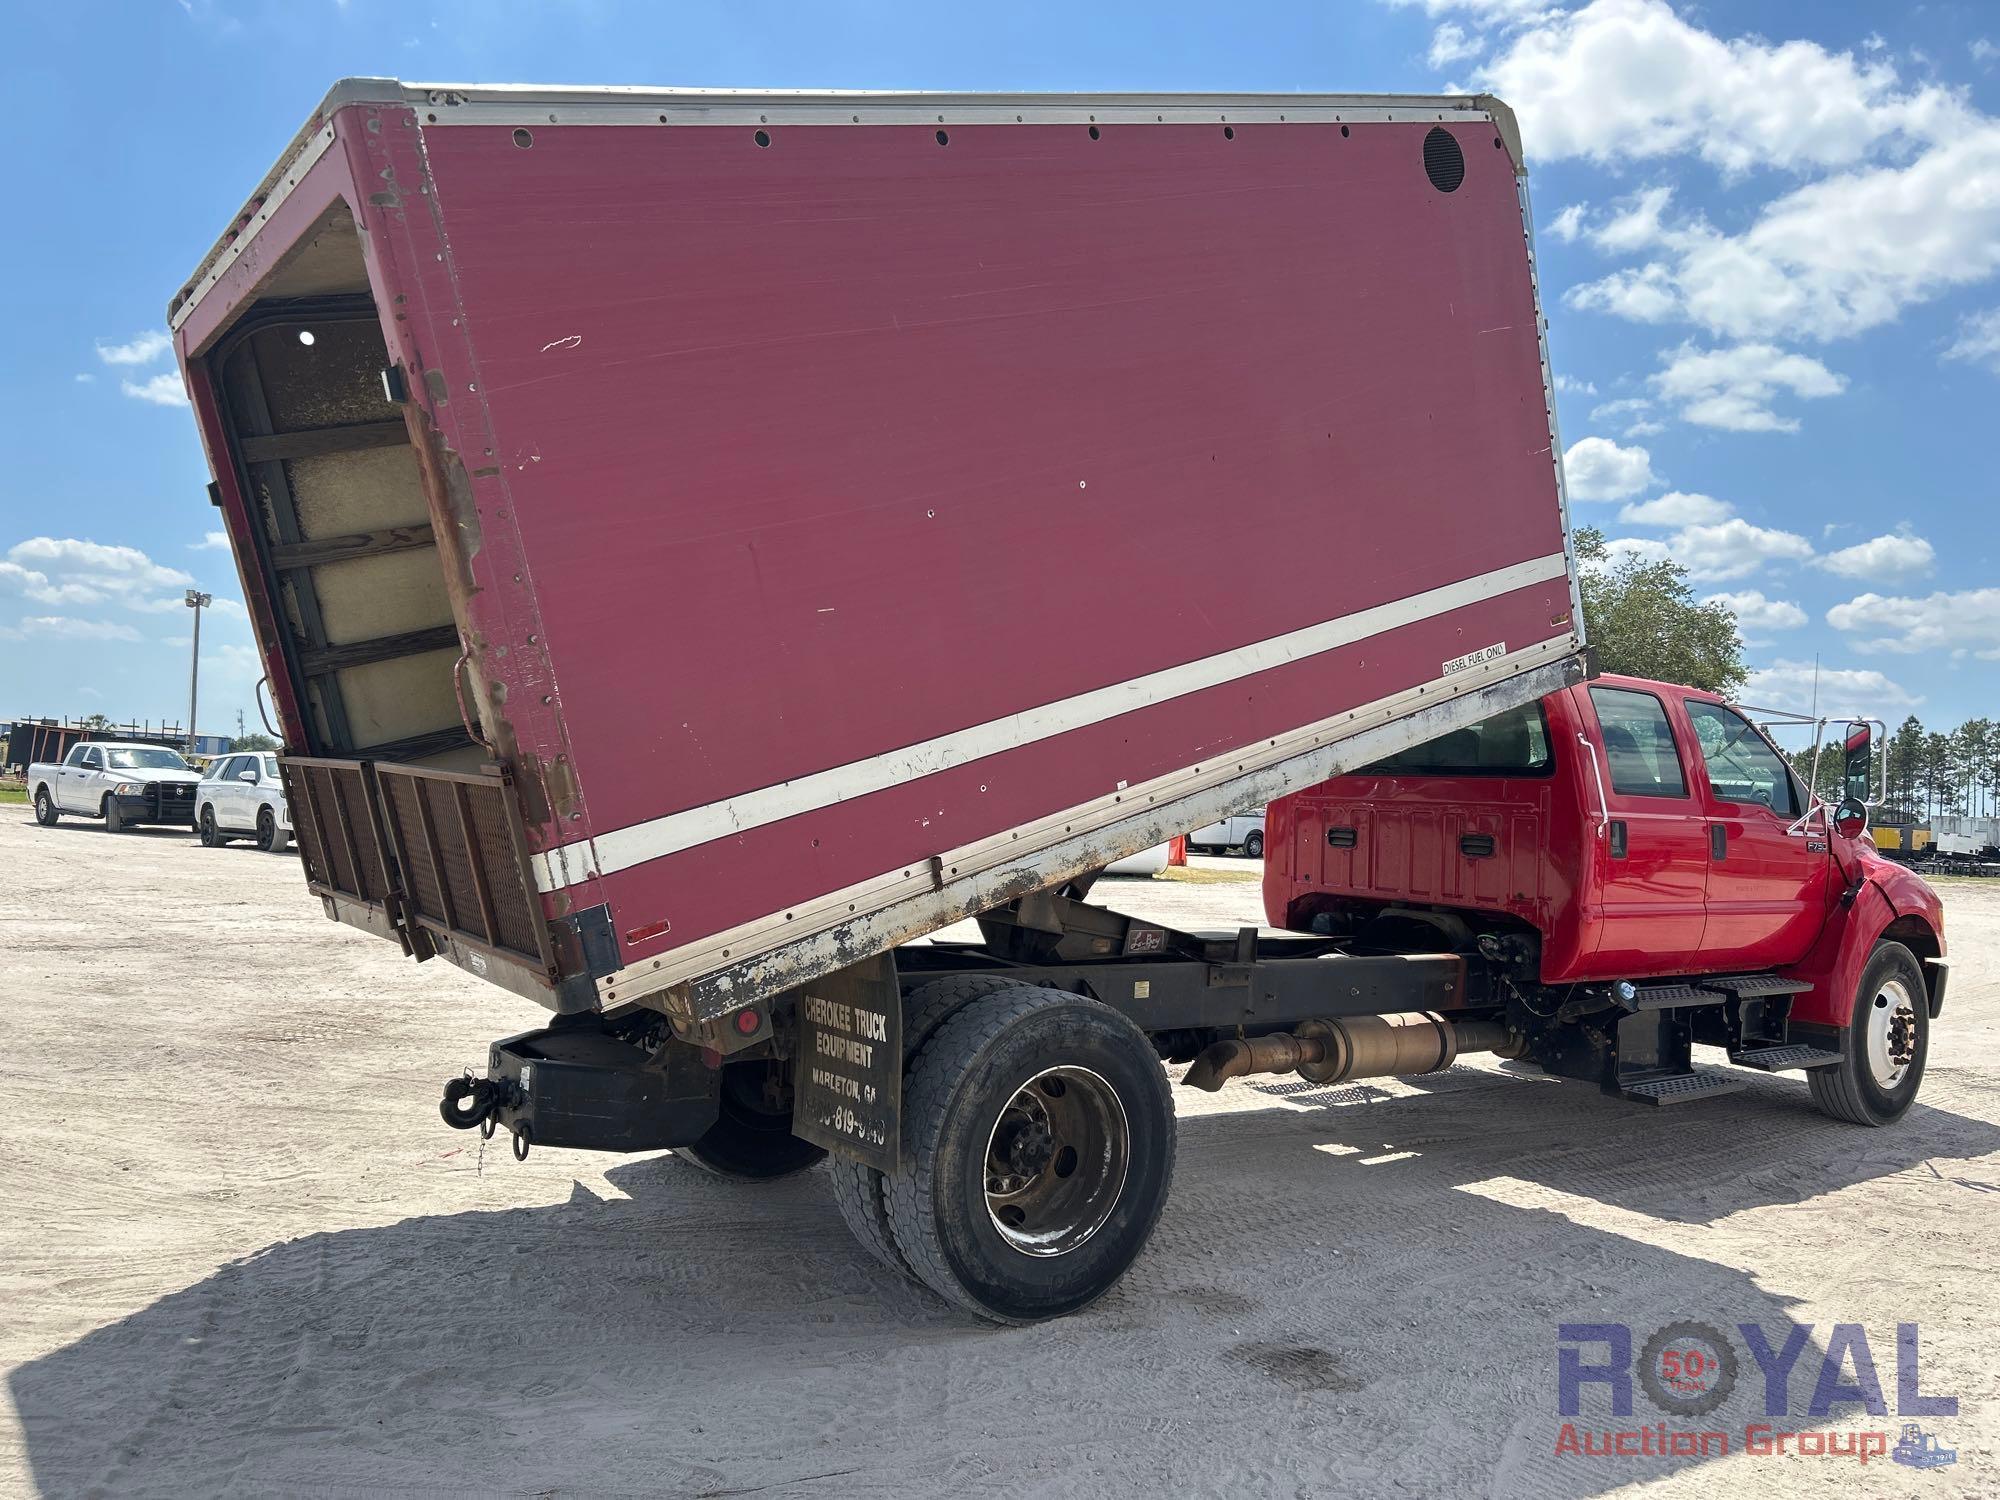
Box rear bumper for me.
[476,1014,720,1154]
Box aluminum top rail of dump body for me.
[171,80,1584,1024]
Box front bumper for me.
[113,784,199,824]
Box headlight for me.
[114,783,146,796]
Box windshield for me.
[104,747,190,771]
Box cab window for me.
[80,746,103,770]
[1588,687,1688,798]
[1366,701,1553,776]
[1686,700,1798,817]
[208,756,240,782]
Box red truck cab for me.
[1266,673,1946,1081]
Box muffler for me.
[1181,1012,1519,1092]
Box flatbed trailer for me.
[176,80,1592,1320]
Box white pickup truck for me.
[29,741,201,831]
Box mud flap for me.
[792,952,902,1173]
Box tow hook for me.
[440,1074,505,1133]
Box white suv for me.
[196,751,293,851]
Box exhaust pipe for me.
[1181,1012,1520,1092]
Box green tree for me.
[1885,716,1925,818]
[227,733,279,752]
[1572,528,1746,694]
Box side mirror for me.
[1840,721,1873,805]
[1832,797,1869,841]
[237,769,258,783]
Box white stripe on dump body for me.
[532,551,1569,891]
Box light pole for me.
[184,589,211,753]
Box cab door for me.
[209,756,244,828]
[61,746,104,812]
[1579,685,1708,974]
[1682,697,1829,969]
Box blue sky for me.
[2,0,1997,741]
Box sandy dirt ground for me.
[3,812,1996,1498]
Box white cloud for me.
[1562,436,1656,501]
[10,538,194,589]
[1974,39,1998,66]
[74,373,94,384]
[1619,491,1731,526]
[1701,589,1808,633]
[1479,0,1970,176]
[95,330,172,366]
[1587,395,1661,437]
[1545,203,1586,242]
[1428,22,1485,67]
[1817,528,1935,581]
[1553,373,1596,396]
[6,615,144,643]
[1742,659,1920,712]
[1649,342,1846,432]
[1391,0,1554,19]
[191,531,230,551]
[120,372,190,408]
[1827,588,2000,658]
[3,536,202,622]
[1567,264,1683,324]
[1944,307,2000,371]
[1664,518,1816,581]
[1597,535,1671,566]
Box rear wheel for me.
[830,973,1024,1274]
[1243,830,1265,859]
[256,807,288,852]
[884,987,1175,1323]
[199,806,229,847]
[675,1060,827,1180]
[34,788,58,826]
[1809,941,1929,1127]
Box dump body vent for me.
[1424,127,1465,193]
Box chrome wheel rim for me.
[1865,978,1920,1090]
[983,1065,1129,1258]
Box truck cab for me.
[1266,673,1946,1096]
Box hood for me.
[111,767,200,785]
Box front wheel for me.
[103,798,128,833]
[34,788,59,826]
[884,986,1175,1323]
[199,806,229,847]
[674,1060,827,1180]
[1809,942,1929,1126]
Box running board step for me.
[1729,1044,1844,1073]
[1705,975,1815,999]
[1626,983,1731,1011]
[1620,1068,1747,1106]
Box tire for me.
[256,807,288,852]
[1243,830,1265,859]
[884,986,1175,1324]
[103,797,127,833]
[34,788,58,826]
[675,1060,828,1180]
[1808,942,1929,1127]
[199,806,229,847]
[830,973,1026,1274]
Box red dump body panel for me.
[174,86,1581,1015]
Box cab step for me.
[1705,975,1815,999]
[1729,1043,1843,1073]
[1620,1068,1747,1106]
[1626,982,1730,1011]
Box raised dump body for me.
[172,79,1582,1021]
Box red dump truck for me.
[180,80,1616,1321]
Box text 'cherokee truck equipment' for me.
[173,81,1940,1324]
